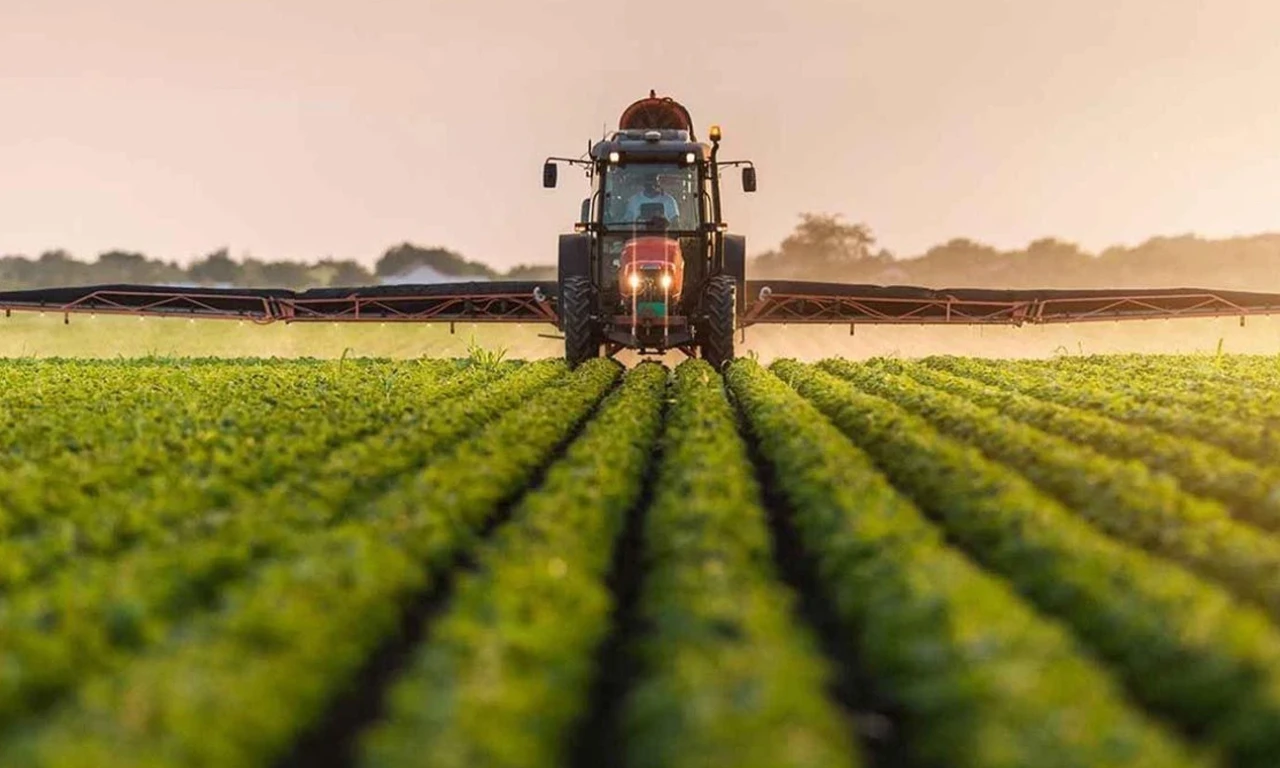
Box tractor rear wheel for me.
[560,275,599,367]
[700,275,736,369]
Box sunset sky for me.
[2,0,1278,269]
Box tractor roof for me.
[590,131,710,162]
[592,92,708,162]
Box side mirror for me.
[579,198,591,223]
[543,161,558,188]
[742,166,757,193]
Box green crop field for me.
[2,352,1280,767]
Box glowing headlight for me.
[608,151,621,163]
[628,272,642,290]
[660,273,673,289]
[684,152,696,164]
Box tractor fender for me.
[558,234,592,279]
[724,234,746,317]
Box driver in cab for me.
[625,172,680,225]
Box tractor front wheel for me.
[560,275,599,367]
[700,275,736,369]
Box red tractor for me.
[542,91,756,366]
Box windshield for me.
[602,163,701,230]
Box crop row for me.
[0,360,574,746]
[858,358,1280,532]
[818,357,1280,620]
[729,359,1202,767]
[1034,352,1280,390]
[0,361,510,589]
[0,360,551,597]
[1010,356,1280,425]
[0,358,469,537]
[357,362,667,768]
[620,360,856,768]
[0,358,460,469]
[770,359,1280,767]
[0,359,621,767]
[923,356,1280,465]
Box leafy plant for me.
[465,335,508,369]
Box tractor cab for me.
[543,92,755,366]
[592,145,706,324]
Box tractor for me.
[5,92,1277,344]
[542,91,756,367]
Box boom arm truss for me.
[1,280,1278,327]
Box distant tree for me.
[881,238,994,286]
[1008,237,1092,287]
[0,252,52,287]
[1024,237,1085,259]
[34,249,89,286]
[259,260,315,288]
[38,249,75,266]
[375,243,496,279]
[919,238,1000,265]
[315,258,376,286]
[188,248,241,286]
[503,263,557,280]
[752,213,883,279]
[96,250,156,283]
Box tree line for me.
[0,245,555,290]
[4,214,1279,291]
[752,214,1280,292]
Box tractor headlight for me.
[628,272,642,290]
[609,151,621,163]
[684,152,696,164]
[660,272,673,290]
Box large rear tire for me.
[560,275,599,367]
[700,275,736,369]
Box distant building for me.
[379,265,491,285]
[868,265,910,285]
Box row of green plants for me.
[862,358,1280,532]
[0,360,533,592]
[0,358,458,465]
[1016,356,1280,425]
[0,363,308,531]
[358,362,667,768]
[923,356,1279,465]
[0,359,622,767]
[772,359,1280,767]
[620,360,857,768]
[0,360,570,734]
[1181,353,1280,386]
[0,360,506,589]
[0,361,200,460]
[1036,352,1280,389]
[728,359,1204,768]
[819,358,1280,620]
[0,359,465,536]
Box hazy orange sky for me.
[2,0,1279,270]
